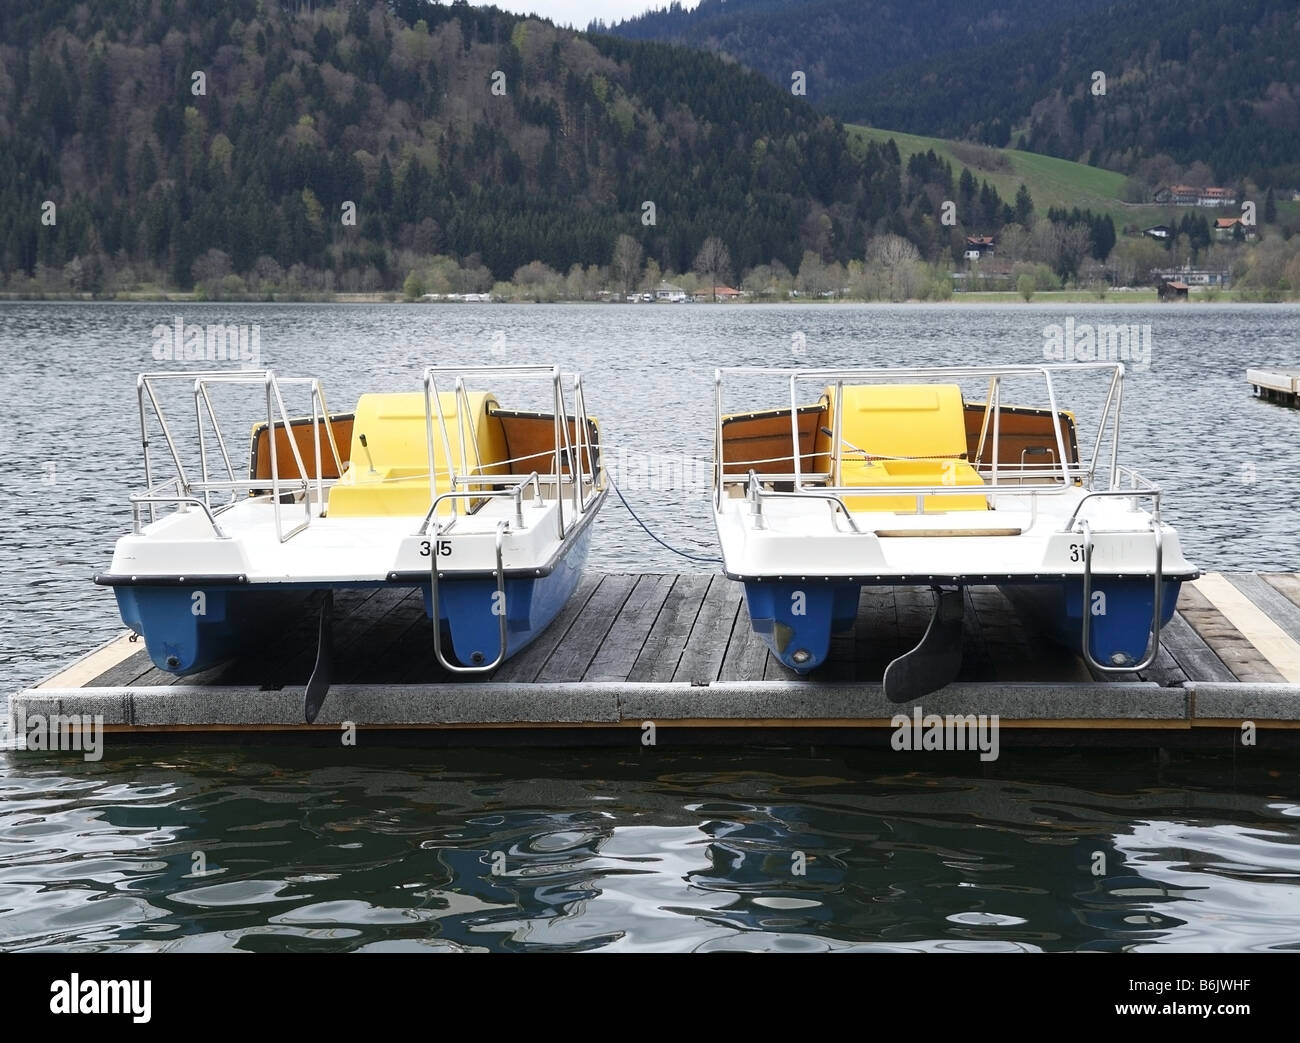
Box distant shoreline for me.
[1,289,1289,305]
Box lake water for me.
[1,301,1298,951]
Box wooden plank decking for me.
[26,570,1300,690]
[14,571,1300,742]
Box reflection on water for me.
[1,747,1297,952]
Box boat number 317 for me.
[419,539,453,557]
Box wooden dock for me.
[1247,367,1300,407]
[13,571,1300,746]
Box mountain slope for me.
[603,0,1300,185]
[596,0,1110,107]
[828,0,1300,185]
[848,126,1164,230]
[0,0,902,291]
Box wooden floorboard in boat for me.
[77,572,1300,691]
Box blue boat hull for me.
[420,515,593,667]
[113,520,596,676]
[998,577,1182,668]
[741,580,860,673]
[113,585,290,674]
[742,576,1183,675]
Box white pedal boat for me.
[96,365,605,718]
[712,363,1197,700]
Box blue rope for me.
[607,478,723,565]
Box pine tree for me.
[1014,183,1034,225]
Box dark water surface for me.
[2,302,1299,951]
[2,747,1298,952]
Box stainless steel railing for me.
[714,363,1144,527]
[133,371,343,543]
[421,365,604,543]
[428,518,510,674]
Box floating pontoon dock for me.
[1247,368,1300,407]
[12,572,1300,747]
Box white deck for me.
[109,491,595,582]
[715,486,1195,579]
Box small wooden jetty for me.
[1247,368,1300,407]
[13,572,1300,747]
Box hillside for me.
[0,0,902,293]
[604,0,1300,187]
[847,126,1169,231]
[830,0,1300,187]
[2,0,1292,302]
[595,0,1108,107]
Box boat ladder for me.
[1072,510,1165,673]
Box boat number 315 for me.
[419,539,453,557]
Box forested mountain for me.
[602,0,1300,187]
[828,0,1300,187]
[0,0,908,293]
[4,0,1283,301]
[593,0,1109,107]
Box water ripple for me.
[0,748,1297,951]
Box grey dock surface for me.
[13,572,1300,746]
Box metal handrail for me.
[747,473,863,534]
[1115,464,1160,492]
[429,521,509,674]
[1061,488,1162,531]
[1085,365,1122,488]
[421,365,603,544]
[135,370,338,543]
[263,373,311,542]
[417,476,543,536]
[715,364,1136,520]
[719,471,833,484]
[131,486,229,539]
[574,373,602,512]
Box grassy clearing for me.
[847,124,1175,229]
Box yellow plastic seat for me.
[833,384,987,513]
[327,392,507,518]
